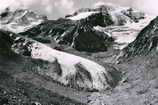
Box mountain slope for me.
[1,4,158,105]
[20,18,114,52]
[19,5,146,52]
[89,53,158,105]
[0,8,45,33]
[118,16,158,59]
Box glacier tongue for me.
[12,37,118,90]
[31,41,110,90]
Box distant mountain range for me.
[0,8,45,33]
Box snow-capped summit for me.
[67,4,145,26]
[0,8,45,33]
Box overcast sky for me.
[0,0,158,19]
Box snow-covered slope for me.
[67,4,145,26]
[94,14,155,49]
[0,9,44,33]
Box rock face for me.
[0,30,14,56]
[59,24,114,52]
[29,58,63,81]
[12,37,33,56]
[120,16,158,58]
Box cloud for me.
[93,1,119,8]
[0,0,75,19]
[0,0,22,12]
[1,0,158,19]
[54,0,75,14]
[93,1,106,8]
[0,0,42,12]
[133,0,158,15]
[40,0,54,14]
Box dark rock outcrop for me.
[70,24,114,52]
[0,30,14,56]
[67,63,93,90]
[29,58,62,80]
[11,37,33,56]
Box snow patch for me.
[67,12,97,20]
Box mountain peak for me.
[66,5,145,26]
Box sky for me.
[0,0,158,19]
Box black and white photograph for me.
[0,0,158,105]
